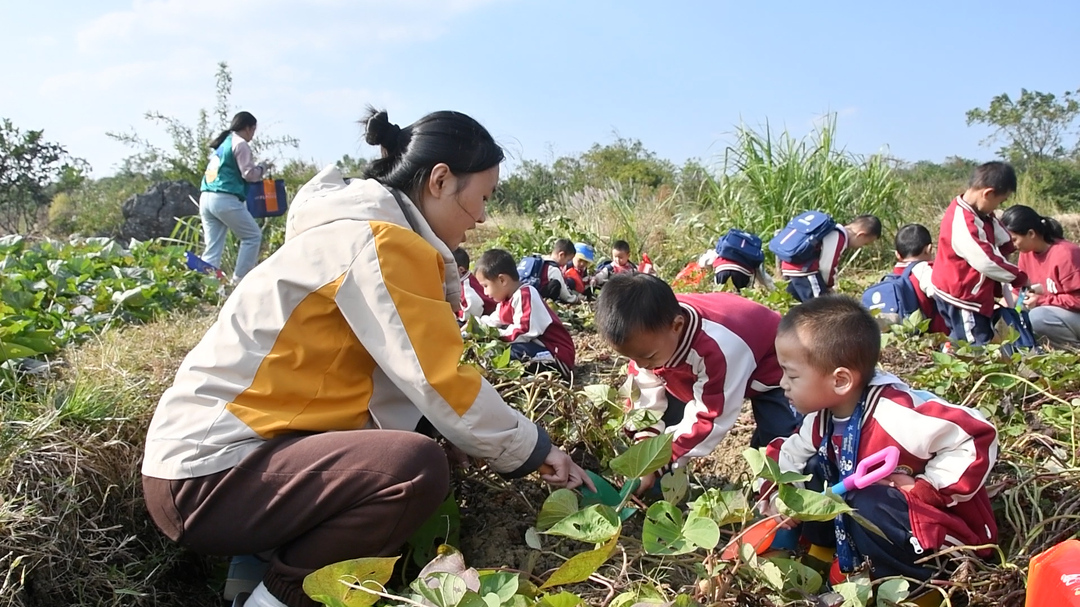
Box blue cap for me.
[574,242,595,263]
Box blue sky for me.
[2,0,1077,177]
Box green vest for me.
[201,133,246,199]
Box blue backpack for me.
[992,307,1038,354]
[861,264,921,320]
[517,255,563,300]
[768,211,838,265]
[716,228,765,269]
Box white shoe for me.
[245,582,288,607]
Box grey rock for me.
[119,180,201,243]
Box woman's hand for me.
[539,448,596,491]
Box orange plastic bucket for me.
[1027,539,1080,606]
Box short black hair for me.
[969,161,1017,194]
[553,238,576,257]
[849,214,883,238]
[596,274,681,346]
[475,249,518,281]
[612,240,631,254]
[453,247,470,270]
[894,224,932,259]
[778,295,880,386]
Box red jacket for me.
[932,196,1026,316]
[458,272,497,320]
[627,293,784,464]
[482,285,575,370]
[563,266,588,293]
[1015,240,1080,311]
[780,226,849,288]
[767,372,999,557]
[892,261,949,334]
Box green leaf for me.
[478,572,520,604]
[418,546,480,591]
[876,578,910,606]
[525,527,542,550]
[768,557,822,595]
[775,484,853,522]
[537,489,579,531]
[417,572,469,607]
[756,560,786,591]
[581,384,616,407]
[642,502,719,555]
[539,536,618,589]
[538,591,583,607]
[610,434,672,479]
[742,446,786,482]
[660,466,689,504]
[112,286,147,307]
[302,556,398,607]
[689,488,752,526]
[742,447,768,477]
[833,574,871,607]
[544,504,621,543]
[407,493,461,566]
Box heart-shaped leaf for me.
[537,489,579,531]
[775,484,853,522]
[544,505,621,543]
[876,578,910,606]
[833,574,872,607]
[688,488,752,526]
[660,466,689,504]
[417,572,469,607]
[477,572,519,604]
[539,536,618,589]
[538,591,583,607]
[768,557,822,595]
[303,556,398,607]
[642,502,719,555]
[610,434,672,479]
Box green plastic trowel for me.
[580,471,640,521]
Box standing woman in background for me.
[1001,204,1080,347]
[200,111,266,282]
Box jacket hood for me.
[286,165,461,312]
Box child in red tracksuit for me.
[932,162,1028,344]
[891,224,949,335]
[593,240,640,288]
[595,274,800,494]
[454,247,497,322]
[763,295,998,581]
[781,215,882,302]
[475,249,576,377]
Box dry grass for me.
[0,310,219,607]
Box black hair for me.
[595,274,681,346]
[969,161,1017,194]
[553,238,576,257]
[849,214,883,238]
[361,107,504,199]
[453,247,470,270]
[778,295,880,386]
[475,249,518,281]
[1001,205,1065,244]
[894,223,933,259]
[209,111,257,150]
[612,240,631,254]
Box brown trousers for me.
[143,430,450,607]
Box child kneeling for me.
[765,295,998,581]
[475,249,576,378]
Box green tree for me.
[577,137,676,189]
[0,119,86,234]
[109,61,298,185]
[966,87,1080,166]
[335,154,370,177]
[494,160,561,212]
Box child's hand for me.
[756,494,798,529]
[635,471,658,496]
[879,472,916,493]
[1029,284,1045,295]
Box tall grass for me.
[703,116,904,241]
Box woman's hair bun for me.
[364,108,403,154]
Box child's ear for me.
[922,243,933,256]
[895,251,902,262]
[671,311,686,335]
[832,367,858,396]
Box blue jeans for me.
[200,191,262,281]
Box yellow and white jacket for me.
[143,166,549,480]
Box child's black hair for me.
[894,223,933,259]
[475,249,519,281]
[612,239,631,254]
[453,247,470,270]
[553,238,576,257]
[850,214,883,238]
[778,295,880,386]
[1001,204,1065,244]
[595,274,681,346]
[969,161,1017,194]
